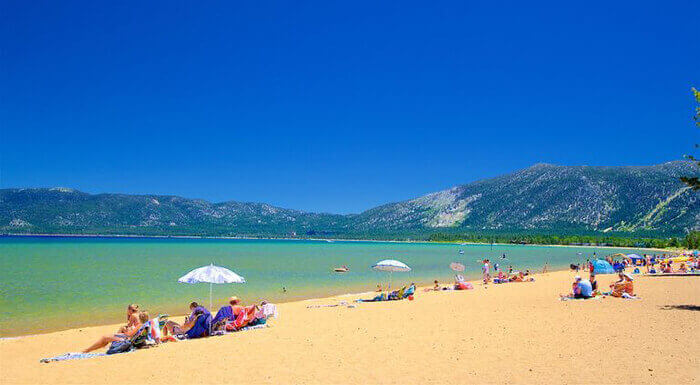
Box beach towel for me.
[148,316,162,342]
[212,305,234,326]
[40,352,107,363]
[225,305,257,331]
[560,295,603,301]
[260,303,278,318]
[185,307,212,339]
[460,282,474,290]
[211,324,269,336]
[357,293,387,302]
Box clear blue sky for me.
[1,1,698,213]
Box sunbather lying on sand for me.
[83,310,148,352]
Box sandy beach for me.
[1,270,698,385]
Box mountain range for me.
[2,161,698,238]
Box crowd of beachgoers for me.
[71,251,698,359]
[560,252,700,300]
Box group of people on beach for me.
[361,283,416,302]
[480,259,535,285]
[84,297,276,354]
[572,253,699,275]
[562,271,635,300]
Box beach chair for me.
[403,285,415,298]
[106,322,152,355]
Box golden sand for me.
[1,270,698,384]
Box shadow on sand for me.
[659,305,700,311]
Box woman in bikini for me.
[117,303,141,334]
[83,306,146,352]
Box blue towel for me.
[212,305,233,325]
[186,306,212,338]
[40,352,107,363]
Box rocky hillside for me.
[353,161,699,234]
[1,161,698,237]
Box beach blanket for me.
[210,324,269,336]
[559,295,603,301]
[40,352,107,363]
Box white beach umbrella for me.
[450,262,466,272]
[178,263,246,311]
[372,259,411,291]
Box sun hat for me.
[574,276,581,280]
[229,296,240,304]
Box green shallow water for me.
[0,236,646,337]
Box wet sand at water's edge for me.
[1,270,698,384]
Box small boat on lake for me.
[334,265,350,273]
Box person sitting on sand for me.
[83,309,148,352]
[163,302,212,339]
[433,280,440,290]
[678,263,688,273]
[388,286,406,300]
[117,303,141,334]
[610,273,634,297]
[212,296,245,329]
[589,273,598,293]
[376,284,383,292]
[560,276,592,299]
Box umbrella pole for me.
[209,282,213,336]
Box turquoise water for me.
[0,236,645,336]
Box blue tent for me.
[592,259,615,274]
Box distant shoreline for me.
[2,232,679,253]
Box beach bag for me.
[106,340,132,355]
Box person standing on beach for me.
[482,259,490,284]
